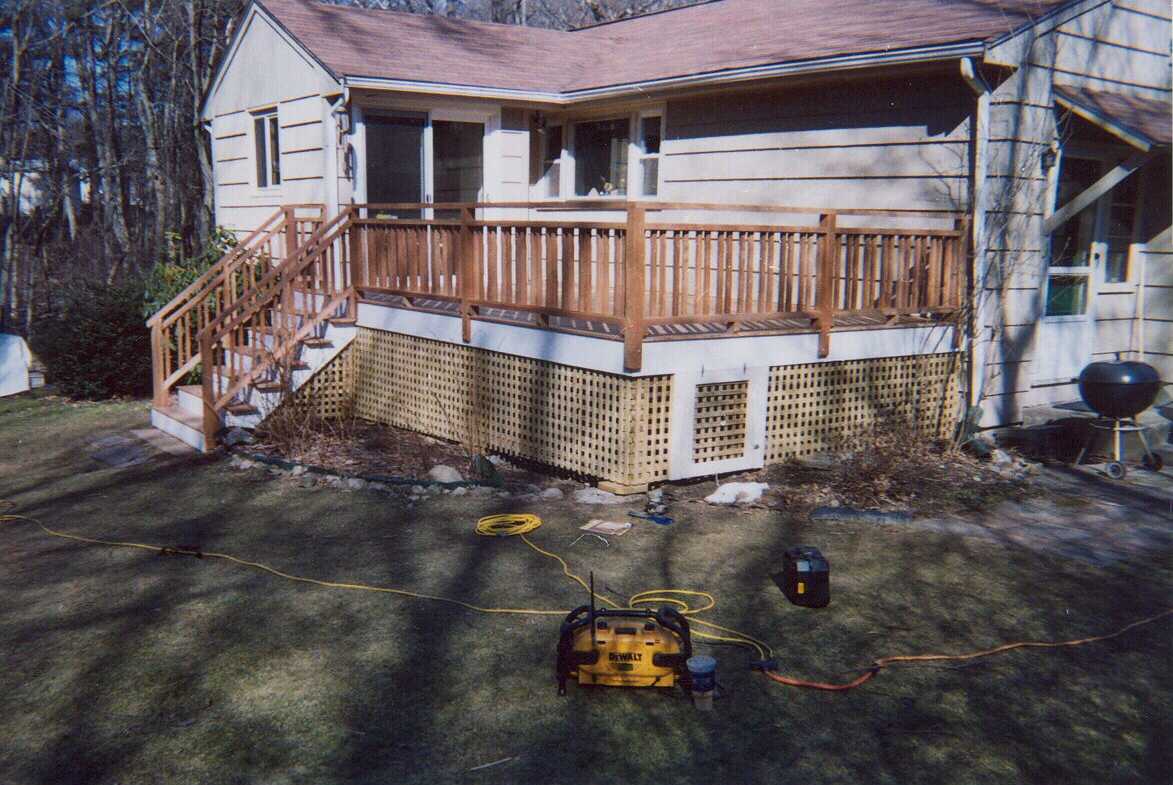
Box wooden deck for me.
[359,289,923,341]
[147,200,967,448]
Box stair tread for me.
[153,404,202,430]
[177,385,203,399]
[226,402,259,415]
[300,337,332,348]
[327,316,357,325]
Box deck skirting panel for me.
[303,326,961,485]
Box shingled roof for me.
[259,0,1072,94]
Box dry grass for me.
[766,421,1027,515]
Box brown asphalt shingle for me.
[259,0,1072,94]
[1055,84,1173,146]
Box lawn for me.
[1,395,1170,784]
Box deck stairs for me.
[148,205,359,452]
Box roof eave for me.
[1055,94,1157,152]
[342,39,988,106]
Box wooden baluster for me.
[486,226,498,303]
[578,230,591,313]
[678,233,690,317]
[622,206,646,371]
[561,229,574,311]
[614,229,624,318]
[459,207,475,342]
[545,228,558,312]
[927,235,942,309]
[516,227,529,305]
[897,235,911,311]
[816,213,837,358]
[699,233,712,315]
[601,230,613,314]
[503,228,514,304]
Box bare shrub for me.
[770,417,1023,515]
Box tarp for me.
[0,333,31,398]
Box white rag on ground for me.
[704,481,769,505]
[0,333,31,398]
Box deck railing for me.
[346,202,967,369]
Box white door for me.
[1035,153,1104,383]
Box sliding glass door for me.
[364,114,484,219]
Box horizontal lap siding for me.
[663,75,972,219]
[208,10,334,235]
[1141,245,1173,379]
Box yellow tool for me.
[556,573,692,694]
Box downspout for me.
[960,57,991,418]
[325,93,345,219]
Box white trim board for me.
[356,300,957,376]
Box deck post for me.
[199,331,218,452]
[283,206,297,259]
[150,324,166,408]
[816,212,837,358]
[623,205,647,372]
[459,207,475,342]
[344,207,361,316]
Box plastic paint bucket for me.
[687,655,717,711]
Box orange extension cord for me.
[764,608,1173,691]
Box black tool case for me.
[774,546,830,607]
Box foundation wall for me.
[299,326,960,487]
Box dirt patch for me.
[249,418,555,488]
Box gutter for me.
[342,40,987,106]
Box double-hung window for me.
[253,110,281,189]
[538,125,562,198]
[638,114,663,196]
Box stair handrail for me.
[199,206,353,343]
[196,207,356,434]
[148,208,286,329]
[147,205,325,407]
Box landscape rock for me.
[290,465,307,477]
[451,486,468,496]
[346,478,366,490]
[411,485,427,495]
[539,487,564,500]
[220,427,254,447]
[704,482,769,506]
[573,488,625,505]
[427,465,464,483]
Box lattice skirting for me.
[345,327,672,486]
[291,332,959,484]
[763,353,961,463]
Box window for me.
[253,110,281,188]
[574,118,628,196]
[539,125,562,198]
[1104,170,1139,283]
[639,115,662,196]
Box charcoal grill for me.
[1074,360,1164,479]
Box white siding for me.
[204,7,340,235]
[975,0,1171,422]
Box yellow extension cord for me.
[5,503,1170,691]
